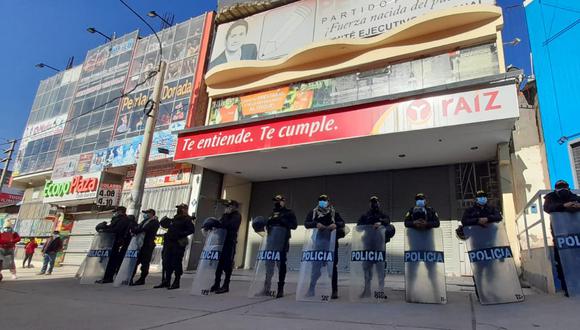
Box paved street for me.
[0,260,578,330]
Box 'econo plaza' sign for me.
[43,172,101,203]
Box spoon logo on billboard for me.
[44,175,99,198]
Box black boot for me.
[130,277,146,286]
[331,290,338,300]
[210,279,221,292]
[276,283,284,298]
[153,281,169,289]
[168,276,181,290]
[215,280,230,294]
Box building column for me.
[498,143,521,268]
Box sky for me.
[0,0,216,148]
[0,0,532,158]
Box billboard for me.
[208,0,495,70]
[123,163,192,190]
[43,172,101,204]
[57,32,138,160]
[114,16,207,141]
[176,84,518,160]
[208,43,499,125]
[13,67,82,176]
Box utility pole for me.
[127,61,167,217]
[0,140,16,191]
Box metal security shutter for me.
[571,142,580,187]
[63,213,110,265]
[120,185,192,219]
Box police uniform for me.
[156,205,195,289]
[265,195,297,297]
[130,209,160,286]
[97,207,134,283]
[304,195,345,299]
[213,200,242,294]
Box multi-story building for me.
[10,13,215,267]
[175,0,526,274]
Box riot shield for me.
[79,233,115,285]
[191,228,227,296]
[404,228,447,304]
[463,222,524,304]
[113,233,145,287]
[296,228,336,302]
[349,225,387,302]
[549,212,580,297]
[248,226,289,298]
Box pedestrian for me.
[129,209,160,286]
[154,203,195,290]
[404,193,440,230]
[265,195,297,298]
[37,231,63,275]
[95,206,134,284]
[543,180,580,296]
[23,237,38,268]
[0,223,21,281]
[304,194,346,299]
[356,196,392,298]
[211,200,242,294]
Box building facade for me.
[525,0,580,188]
[175,0,524,273]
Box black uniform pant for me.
[132,244,155,281]
[214,244,236,286]
[309,246,339,294]
[103,242,128,281]
[162,244,186,282]
[265,250,288,288]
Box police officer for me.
[543,180,580,296]
[357,196,392,298]
[129,209,160,286]
[212,200,242,294]
[305,194,346,299]
[461,190,502,226]
[404,193,440,230]
[154,203,195,290]
[96,206,134,284]
[265,195,297,298]
[544,180,580,213]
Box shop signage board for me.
[176,84,518,160]
[43,172,101,204]
[208,0,495,70]
[96,183,123,207]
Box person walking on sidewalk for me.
[154,204,195,290]
[129,209,160,286]
[23,238,38,268]
[38,231,63,275]
[0,223,21,281]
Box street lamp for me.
[35,63,61,72]
[504,37,521,46]
[86,27,112,41]
[147,10,172,27]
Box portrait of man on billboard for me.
[209,19,258,69]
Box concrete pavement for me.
[0,260,578,330]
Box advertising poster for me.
[43,172,102,204]
[208,43,499,125]
[123,163,192,190]
[115,16,206,141]
[208,0,495,69]
[52,155,80,180]
[178,84,518,160]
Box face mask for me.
[53,234,59,238]
[371,201,380,210]
[318,201,329,208]
[416,200,426,208]
[112,212,118,217]
[143,213,150,220]
[556,188,571,198]
[274,202,282,209]
[476,197,487,206]
[3,228,12,233]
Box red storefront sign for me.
[0,193,23,207]
[175,84,518,160]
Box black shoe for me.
[153,282,169,289]
[359,289,371,299]
[95,279,113,284]
[168,277,181,290]
[210,283,220,292]
[276,286,284,298]
[130,278,145,286]
[331,291,338,300]
[215,285,229,294]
